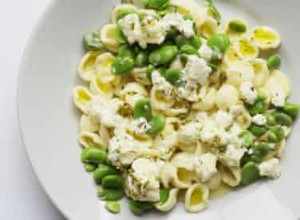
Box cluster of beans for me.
[240,92,299,185]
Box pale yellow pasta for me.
[252,26,281,50]
[78,51,102,82]
[80,115,99,133]
[150,86,175,112]
[170,152,195,171]
[89,75,114,98]
[131,68,151,86]
[215,84,239,110]
[184,183,209,213]
[199,16,219,39]
[219,165,241,187]
[95,52,119,84]
[193,87,217,111]
[223,46,243,65]
[263,70,290,96]
[99,125,111,147]
[226,61,255,87]
[206,172,222,191]
[251,58,270,87]
[154,188,179,212]
[275,139,286,158]
[119,82,148,107]
[234,37,259,61]
[79,131,106,149]
[73,86,93,113]
[100,24,119,53]
[170,0,204,17]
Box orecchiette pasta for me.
[184,183,209,212]
[219,165,241,187]
[78,51,102,82]
[154,188,179,212]
[100,24,120,53]
[79,131,106,149]
[73,86,93,113]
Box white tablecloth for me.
[0,0,65,219]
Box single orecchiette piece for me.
[184,183,209,213]
[78,51,102,82]
[154,188,179,212]
[215,84,239,110]
[89,75,115,99]
[100,24,120,53]
[252,26,281,50]
[73,86,93,113]
[95,52,119,84]
[131,67,151,86]
[79,131,106,149]
[226,61,255,87]
[233,37,259,61]
[219,165,241,187]
[80,115,99,133]
[263,70,290,97]
[251,58,270,87]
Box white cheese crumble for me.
[230,105,244,117]
[240,82,257,104]
[271,88,286,107]
[220,144,245,167]
[194,153,218,182]
[200,123,219,143]
[151,70,175,100]
[86,96,124,128]
[258,158,281,179]
[129,118,151,135]
[214,110,233,129]
[118,13,142,45]
[178,122,202,145]
[125,158,160,202]
[161,13,195,37]
[199,44,213,62]
[252,114,267,126]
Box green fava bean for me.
[141,0,170,10]
[207,34,230,53]
[175,35,202,49]
[268,126,285,143]
[103,188,124,201]
[118,45,136,59]
[93,165,118,184]
[248,101,265,116]
[256,91,267,102]
[251,144,271,162]
[81,147,108,164]
[208,63,218,72]
[135,51,148,67]
[84,163,97,172]
[134,98,152,120]
[248,124,267,137]
[180,45,199,55]
[159,188,170,204]
[283,102,300,117]
[148,114,166,135]
[228,20,247,33]
[102,175,124,189]
[241,162,260,185]
[267,54,281,70]
[83,31,103,51]
[239,130,254,148]
[114,25,126,44]
[265,113,276,126]
[128,199,153,215]
[146,64,155,80]
[274,112,293,126]
[112,57,135,75]
[165,68,182,84]
[105,201,121,213]
[149,45,178,66]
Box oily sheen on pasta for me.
[73,0,299,215]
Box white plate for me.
[18,0,300,219]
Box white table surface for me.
[0,0,65,219]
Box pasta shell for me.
[252,26,281,50]
[131,68,151,86]
[234,37,259,61]
[263,70,290,97]
[79,131,106,149]
[226,61,255,87]
[111,4,138,23]
[251,58,270,87]
[154,188,179,212]
[78,51,102,82]
[95,52,117,84]
[184,183,209,213]
[219,165,241,187]
[100,24,119,53]
[80,115,99,133]
[89,75,114,99]
[215,84,239,110]
[73,86,93,113]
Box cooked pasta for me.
[73,0,299,215]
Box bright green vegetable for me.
[267,54,281,70]
[159,188,170,204]
[105,201,121,213]
[84,163,97,172]
[146,64,155,80]
[165,68,182,84]
[83,31,103,51]
[265,113,276,126]
[206,0,221,24]
[115,7,138,21]
[274,112,293,126]
[241,162,260,185]
[282,102,300,117]
[81,147,108,164]
[175,35,202,49]
[128,199,153,215]
[248,125,267,137]
[248,101,265,116]
[134,98,152,120]
[135,51,148,67]
[207,34,230,53]
[148,114,166,135]
[102,175,123,189]
[268,126,285,143]
[141,0,170,10]
[103,188,124,201]
[239,130,254,148]
[111,57,135,75]
[180,45,199,55]
[118,45,136,59]
[158,6,177,17]
[149,45,179,66]
[256,91,267,102]
[251,144,271,162]
[208,63,218,72]
[93,165,118,184]
[228,20,247,33]
[114,25,127,44]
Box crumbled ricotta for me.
[230,105,244,117]
[151,70,175,100]
[161,13,195,37]
[214,110,233,129]
[86,96,124,128]
[125,158,160,202]
[128,118,151,135]
[258,158,281,179]
[200,123,219,143]
[252,114,267,126]
[240,82,257,104]
[220,144,245,167]
[199,44,213,62]
[194,153,218,182]
[271,88,286,107]
[118,13,142,45]
[178,122,202,145]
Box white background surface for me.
[0,0,65,219]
